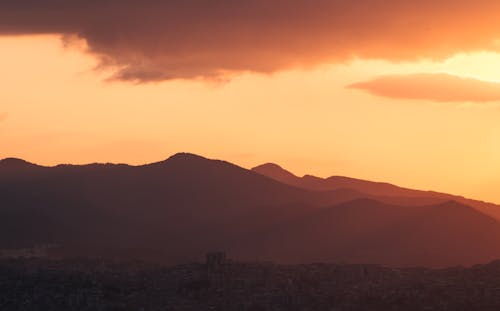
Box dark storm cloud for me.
[2,0,500,81]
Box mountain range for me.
[252,163,500,220]
[1,153,500,267]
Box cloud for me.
[2,1,500,82]
[348,73,500,102]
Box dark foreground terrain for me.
[2,256,500,311]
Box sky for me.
[1,1,500,203]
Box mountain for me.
[252,163,500,220]
[252,163,299,185]
[0,158,41,170]
[1,153,500,267]
[235,199,500,267]
[0,153,356,260]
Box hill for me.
[252,163,500,220]
[1,153,500,266]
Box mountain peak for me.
[252,162,300,185]
[166,152,208,162]
[145,152,236,170]
[252,162,285,171]
[0,158,38,169]
[145,152,210,166]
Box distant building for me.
[206,252,231,275]
[206,252,227,268]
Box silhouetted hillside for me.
[0,153,341,261]
[1,153,500,266]
[252,163,500,220]
[236,199,500,266]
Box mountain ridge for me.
[252,162,500,220]
[2,152,500,267]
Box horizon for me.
[4,3,500,308]
[2,5,500,203]
[2,151,498,207]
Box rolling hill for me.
[252,162,500,220]
[1,153,500,266]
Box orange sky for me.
[1,35,500,203]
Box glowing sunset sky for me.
[1,1,500,203]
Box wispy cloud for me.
[2,1,500,82]
[348,73,500,103]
